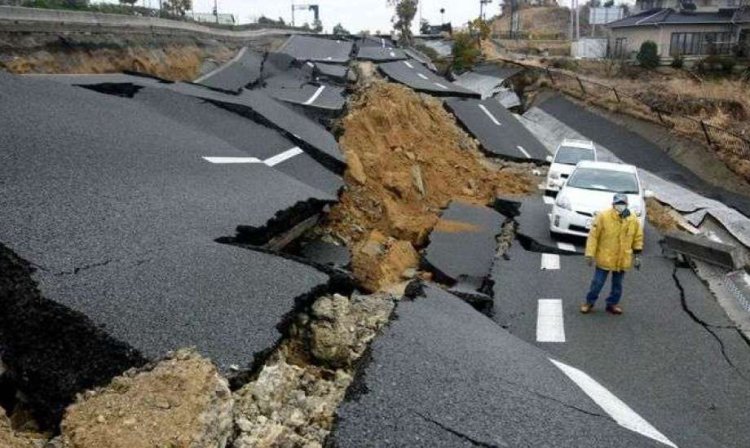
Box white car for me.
[545,139,597,195]
[549,161,653,238]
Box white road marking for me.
[478,104,502,126]
[537,299,565,342]
[263,147,304,167]
[389,51,396,57]
[417,73,429,80]
[381,38,385,48]
[203,157,262,164]
[517,145,531,159]
[550,359,678,448]
[433,82,449,89]
[326,56,333,61]
[404,61,414,69]
[543,196,555,205]
[557,242,577,252]
[306,61,315,68]
[194,47,248,83]
[541,253,560,270]
[304,86,326,105]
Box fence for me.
[526,62,750,167]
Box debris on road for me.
[60,349,233,448]
[0,407,45,448]
[321,81,535,289]
[646,197,681,233]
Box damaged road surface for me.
[331,284,665,448]
[0,73,334,426]
[492,196,750,447]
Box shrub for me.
[550,58,578,71]
[451,31,481,72]
[696,55,737,75]
[670,54,684,69]
[636,41,660,69]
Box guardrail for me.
[0,6,303,40]
[504,59,750,172]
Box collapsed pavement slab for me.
[331,284,661,448]
[262,84,347,112]
[311,62,350,83]
[0,73,333,426]
[421,201,504,312]
[131,87,343,195]
[445,97,548,161]
[194,47,264,92]
[453,64,522,100]
[355,46,407,62]
[378,60,480,98]
[279,35,353,63]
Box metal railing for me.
[521,62,750,166]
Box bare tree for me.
[387,0,418,44]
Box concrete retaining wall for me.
[0,6,300,41]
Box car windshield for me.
[567,167,639,194]
[554,146,596,165]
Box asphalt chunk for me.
[446,97,548,161]
[195,47,264,92]
[279,35,354,63]
[331,285,659,448]
[356,46,407,62]
[378,60,480,98]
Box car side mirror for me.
[644,189,655,199]
[545,155,553,163]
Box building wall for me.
[610,23,734,58]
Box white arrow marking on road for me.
[304,86,326,105]
[557,241,576,252]
[202,157,262,164]
[543,196,555,205]
[264,147,304,167]
[417,73,429,80]
[537,299,565,342]
[404,61,414,69]
[541,253,560,270]
[550,359,678,447]
[517,145,531,159]
[478,104,502,126]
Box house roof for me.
[607,7,749,28]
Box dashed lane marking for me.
[433,82,449,90]
[304,86,326,105]
[541,254,560,270]
[517,145,531,159]
[404,61,414,69]
[550,359,678,448]
[417,73,429,80]
[478,104,502,126]
[263,147,304,167]
[557,242,576,252]
[204,147,304,167]
[389,51,396,57]
[537,299,565,342]
[543,196,555,205]
[202,157,261,164]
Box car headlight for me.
[549,171,560,180]
[555,195,572,211]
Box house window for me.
[613,37,628,58]
[670,31,733,55]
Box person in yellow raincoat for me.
[580,193,644,315]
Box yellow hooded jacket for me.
[585,207,644,272]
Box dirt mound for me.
[60,349,233,448]
[321,81,534,291]
[0,45,234,81]
[646,198,680,233]
[0,407,45,448]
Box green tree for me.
[636,40,660,69]
[163,0,191,16]
[603,0,615,6]
[452,31,481,72]
[420,18,430,35]
[333,23,350,36]
[388,0,418,44]
[119,0,137,6]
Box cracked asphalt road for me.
[492,195,750,447]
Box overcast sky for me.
[139,0,502,32]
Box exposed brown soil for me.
[321,81,535,291]
[1,44,235,81]
[0,407,46,448]
[646,198,680,233]
[434,219,482,233]
[60,349,232,448]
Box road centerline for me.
[517,145,531,158]
[264,147,304,167]
[550,359,678,447]
[478,104,502,126]
[537,299,565,343]
[403,60,414,69]
[202,156,262,164]
[304,86,326,105]
[416,73,429,80]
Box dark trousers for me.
[586,267,624,305]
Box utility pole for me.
[575,0,580,40]
[214,0,219,24]
[440,7,445,25]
